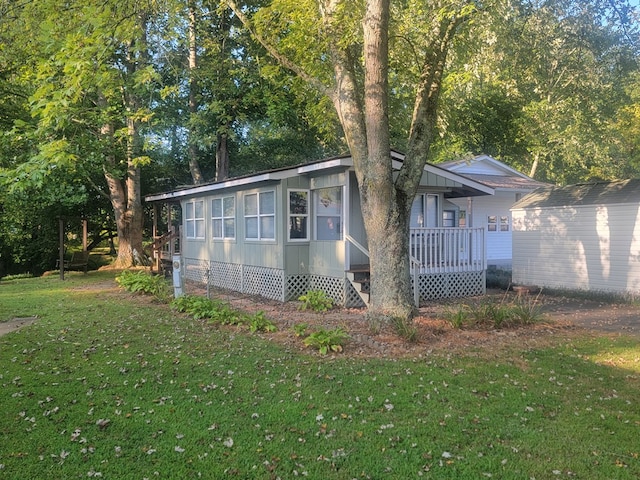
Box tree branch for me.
[224,0,336,101]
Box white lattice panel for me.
[309,275,345,305]
[286,275,309,301]
[184,258,209,284]
[345,281,366,308]
[243,266,285,301]
[415,271,485,303]
[210,261,243,292]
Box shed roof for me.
[511,179,640,210]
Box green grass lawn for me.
[1,272,639,479]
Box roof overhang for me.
[145,156,354,203]
[145,151,493,203]
[391,159,494,198]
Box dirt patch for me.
[0,317,39,337]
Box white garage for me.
[511,179,640,296]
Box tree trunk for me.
[359,0,415,323]
[188,0,205,184]
[215,131,230,181]
[228,0,470,325]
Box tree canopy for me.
[0,0,638,283]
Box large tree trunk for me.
[188,0,205,184]
[100,112,146,269]
[228,0,470,325]
[99,11,150,269]
[360,0,415,322]
[215,131,230,181]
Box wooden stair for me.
[347,265,370,306]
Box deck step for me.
[347,266,370,306]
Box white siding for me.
[512,203,640,294]
[448,191,518,265]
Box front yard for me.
[1,271,639,478]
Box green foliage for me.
[171,295,276,332]
[171,295,239,324]
[298,290,334,312]
[115,270,171,301]
[444,295,545,329]
[303,327,349,355]
[292,322,309,337]
[391,316,418,342]
[247,311,277,333]
[443,304,471,329]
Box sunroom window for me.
[315,187,342,240]
[288,190,309,241]
[212,196,235,239]
[185,200,205,239]
[244,191,275,240]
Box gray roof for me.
[459,173,548,191]
[511,179,640,209]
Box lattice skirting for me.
[243,265,284,301]
[182,258,284,301]
[183,258,210,284]
[182,257,483,306]
[285,275,309,301]
[414,270,485,303]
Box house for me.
[439,155,549,268]
[145,151,494,307]
[511,179,640,296]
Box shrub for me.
[510,294,544,325]
[116,270,171,301]
[443,305,470,329]
[292,323,309,337]
[303,327,349,355]
[171,295,223,320]
[392,317,418,342]
[247,311,277,333]
[298,290,334,312]
[443,294,545,330]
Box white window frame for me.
[244,190,276,240]
[288,189,310,242]
[314,186,343,241]
[185,200,205,240]
[212,196,236,240]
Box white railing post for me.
[408,227,485,274]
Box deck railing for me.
[410,227,485,274]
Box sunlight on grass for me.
[575,338,640,373]
[1,271,639,478]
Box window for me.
[443,210,455,227]
[315,187,342,240]
[488,215,510,232]
[487,215,497,231]
[410,194,439,227]
[288,190,309,241]
[244,191,275,240]
[185,200,205,239]
[212,196,235,239]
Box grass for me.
[1,272,640,478]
